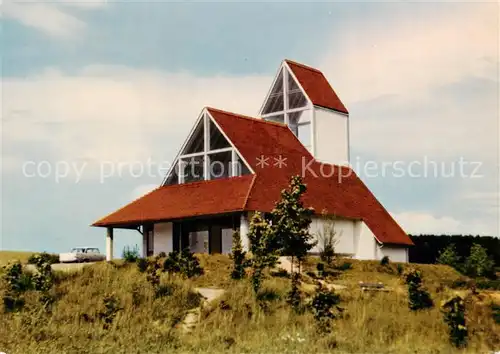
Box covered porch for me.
[103,212,251,260]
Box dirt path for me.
[181,287,225,332]
[25,262,95,272]
[277,256,346,290]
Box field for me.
[0,251,35,265]
[1,254,499,354]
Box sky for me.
[1,0,499,255]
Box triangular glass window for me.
[165,161,179,185]
[182,117,204,154]
[287,74,307,109]
[262,70,284,114]
[209,120,230,150]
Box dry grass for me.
[0,251,35,265]
[0,254,499,353]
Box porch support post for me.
[142,227,148,258]
[239,213,250,252]
[106,227,114,261]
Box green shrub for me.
[397,264,404,276]
[437,244,460,268]
[136,258,148,273]
[380,256,390,266]
[316,262,325,277]
[310,283,343,333]
[122,245,140,263]
[163,249,203,278]
[230,230,247,280]
[98,293,121,330]
[27,252,59,265]
[405,270,433,311]
[463,244,495,278]
[441,296,467,348]
[4,262,32,293]
[335,262,352,271]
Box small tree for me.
[437,244,460,268]
[270,175,315,273]
[310,283,343,333]
[286,272,302,313]
[464,244,495,278]
[248,212,277,294]
[230,230,247,280]
[316,211,339,266]
[441,296,467,348]
[405,269,434,311]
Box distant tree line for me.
[409,235,500,267]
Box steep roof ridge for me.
[284,59,322,73]
[242,174,257,210]
[206,107,289,129]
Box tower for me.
[259,60,349,165]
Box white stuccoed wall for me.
[353,221,378,260]
[154,222,173,254]
[313,107,349,165]
[309,216,356,255]
[377,245,409,263]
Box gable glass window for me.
[260,66,311,149]
[181,156,205,183]
[262,71,284,114]
[163,113,252,185]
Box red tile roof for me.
[209,108,411,245]
[92,175,254,227]
[285,59,349,114]
[93,107,411,246]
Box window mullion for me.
[204,114,209,180]
[283,68,289,126]
[231,149,237,177]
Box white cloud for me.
[2,66,271,178]
[3,0,85,38]
[391,211,498,236]
[321,4,497,103]
[319,3,498,163]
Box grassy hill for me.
[0,254,499,353]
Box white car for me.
[59,247,106,263]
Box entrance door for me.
[209,225,222,254]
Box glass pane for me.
[209,119,230,150]
[288,110,310,137]
[232,154,251,176]
[287,74,308,109]
[262,70,284,114]
[189,231,208,253]
[180,156,205,183]
[221,229,233,254]
[265,114,285,124]
[182,118,204,154]
[165,161,178,185]
[297,123,311,148]
[208,151,232,180]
